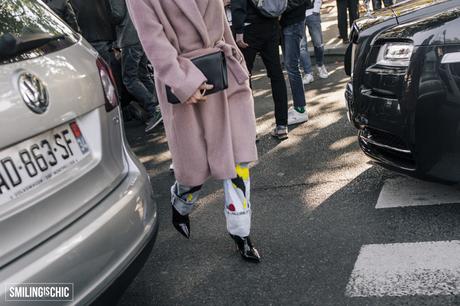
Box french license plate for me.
[0,121,90,206]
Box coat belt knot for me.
[215,41,249,85]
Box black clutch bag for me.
[166,51,228,104]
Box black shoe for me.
[129,101,149,122]
[230,235,261,263]
[145,109,163,133]
[172,206,190,239]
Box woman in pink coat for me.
[127,0,260,262]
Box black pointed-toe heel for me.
[230,235,261,263]
[172,206,190,239]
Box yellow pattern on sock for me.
[235,164,249,181]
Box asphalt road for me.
[118,57,460,306]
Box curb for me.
[310,46,347,57]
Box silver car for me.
[0,1,158,304]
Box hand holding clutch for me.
[186,83,214,104]
[166,51,228,104]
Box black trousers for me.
[372,0,393,10]
[336,0,359,39]
[240,22,288,126]
[122,44,157,116]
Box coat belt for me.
[215,41,249,85]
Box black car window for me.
[0,0,78,65]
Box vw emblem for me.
[18,73,49,114]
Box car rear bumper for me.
[0,146,158,305]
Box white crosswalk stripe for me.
[346,240,460,297]
[376,176,460,209]
[345,176,460,299]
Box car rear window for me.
[0,0,78,65]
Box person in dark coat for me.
[70,0,116,64]
[43,0,81,33]
[71,0,132,118]
[231,0,289,140]
[109,0,162,132]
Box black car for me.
[344,0,460,183]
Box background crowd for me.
[42,0,394,139]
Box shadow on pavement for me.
[115,58,460,305]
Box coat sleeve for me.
[223,12,247,66]
[126,0,207,103]
[230,0,247,35]
[109,0,126,25]
[63,0,81,33]
[286,0,307,12]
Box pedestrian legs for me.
[121,43,156,117]
[138,53,159,106]
[371,0,382,10]
[170,164,253,238]
[259,25,288,126]
[336,0,349,39]
[306,13,325,67]
[241,44,258,89]
[171,182,203,238]
[372,0,393,10]
[224,164,252,237]
[348,0,360,28]
[300,33,313,75]
[336,0,359,40]
[282,21,306,109]
[240,21,288,137]
[383,0,393,7]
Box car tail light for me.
[96,57,119,112]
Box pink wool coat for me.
[127,0,258,186]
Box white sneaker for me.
[317,65,329,79]
[302,73,314,85]
[169,162,174,173]
[287,107,309,125]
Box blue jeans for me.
[122,43,158,116]
[372,0,393,10]
[300,13,325,75]
[282,21,306,108]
